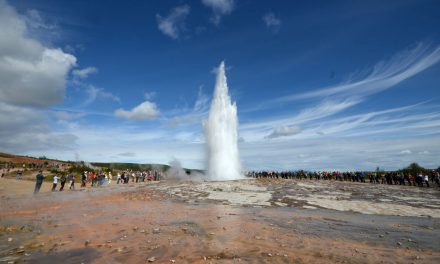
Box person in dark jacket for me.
[59,174,67,191]
[34,170,45,194]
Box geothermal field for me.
[0,178,440,264]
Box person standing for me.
[59,174,67,191]
[34,170,45,194]
[435,171,440,187]
[52,174,58,191]
[69,173,75,190]
[424,174,430,187]
[81,171,87,187]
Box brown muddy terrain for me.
[1,178,439,264]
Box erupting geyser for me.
[204,61,242,180]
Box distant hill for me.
[0,152,69,166]
[0,152,201,173]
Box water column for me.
[204,61,242,180]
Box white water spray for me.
[204,61,242,180]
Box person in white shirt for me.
[424,175,430,187]
[117,173,121,184]
[52,175,58,191]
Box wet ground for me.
[0,178,439,263]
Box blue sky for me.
[1,0,440,170]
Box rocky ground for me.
[0,178,439,263]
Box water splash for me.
[204,61,242,180]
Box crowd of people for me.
[246,170,440,187]
[4,166,438,194]
[33,170,164,194]
[80,170,164,187]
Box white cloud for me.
[263,12,281,32]
[25,9,57,31]
[115,101,160,121]
[193,86,209,112]
[240,98,360,140]
[0,0,78,154]
[267,43,440,106]
[202,0,235,25]
[243,102,438,145]
[23,9,60,43]
[0,102,45,134]
[305,103,440,139]
[69,65,114,108]
[82,85,120,106]
[72,66,98,79]
[0,1,76,108]
[265,126,301,139]
[239,43,440,146]
[238,98,440,169]
[47,111,440,171]
[156,5,190,39]
[399,150,412,155]
[0,102,77,152]
[43,123,204,168]
[0,48,76,107]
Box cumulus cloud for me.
[72,66,98,79]
[115,101,160,121]
[0,0,78,154]
[263,12,281,32]
[265,126,302,139]
[399,149,412,155]
[202,0,235,25]
[0,49,75,108]
[156,5,190,39]
[0,0,76,108]
[0,102,77,152]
